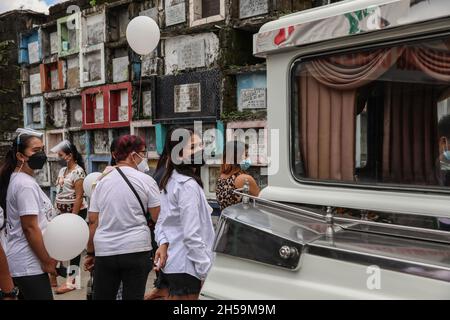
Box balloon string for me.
[137,55,143,120]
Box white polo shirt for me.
[89,166,160,257]
[155,170,215,280]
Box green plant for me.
[90,0,97,7]
[0,40,16,94]
[221,110,267,122]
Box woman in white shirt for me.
[51,140,87,294]
[0,128,57,300]
[84,135,160,300]
[0,206,17,300]
[154,129,215,300]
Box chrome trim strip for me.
[334,217,450,244]
[233,190,450,240]
[234,190,325,221]
[307,244,450,283]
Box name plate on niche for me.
[174,83,201,113]
[177,39,206,70]
[140,7,159,23]
[142,91,152,117]
[240,0,268,19]
[240,88,267,109]
[165,1,186,26]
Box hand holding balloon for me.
[43,214,89,261]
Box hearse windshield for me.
[291,36,450,191]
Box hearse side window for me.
[291,36,450,190]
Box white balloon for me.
[83,172,101,198]
[126,16,160,56]
[43,214,89,261]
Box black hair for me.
[110,137,120,166]
[159,128,203,192]
[61,142,85,171]
[438,114,450,140]
[155,128,175,172]
[0,134,40,227]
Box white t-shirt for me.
[89,166,160,257]
[0,206,6,251]
[6,173,56,277]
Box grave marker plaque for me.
[239,0,268,19]
[29,73,41,95]
[165,0,186,26]
[174,83,201,113]
[239,88,266,109]
[140,7,159,23]
[87,22,104,45]
[142,91,152,117]
[113,56,129,83]
[177,39,205,70]
[94,130,109,154]
[28,41,40,64]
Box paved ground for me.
[54,215,220,300]
[53,254,157,300]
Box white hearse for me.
[201,0,450,299]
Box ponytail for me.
[0,134,36,227]
[0,149,16,225]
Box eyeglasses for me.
[135,150,147,158]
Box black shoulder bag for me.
[116,167,158,254]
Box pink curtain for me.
[300,73,356,181]
[299,49,403,181]
[299,45,449,184]
[306,48,404,90]
[407,45,450,82]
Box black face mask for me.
[26,151,48,170]
[58,157,68,167]
[176,150,205,173]
[190,150,205,169]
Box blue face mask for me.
[240,158,252,171]
[444,151,450,161]
[444,140,450,161]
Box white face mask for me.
[134,152,149,173]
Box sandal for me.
[55,282,76,295]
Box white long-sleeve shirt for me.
[155,170,215,280]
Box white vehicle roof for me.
[254,0,450,57]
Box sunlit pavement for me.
[53,254,157,300]
[54,215,219,300]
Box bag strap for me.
[116,167,150,224]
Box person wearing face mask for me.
[0,128,57,300]
[153,128,215,300]
[84,135,160,300]
[216,141,260,211]
[50,140,87,294]
[436,115,450,231]
[0,206,17,300]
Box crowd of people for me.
[0,127,259,300]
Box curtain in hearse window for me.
[292,36,450,189]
